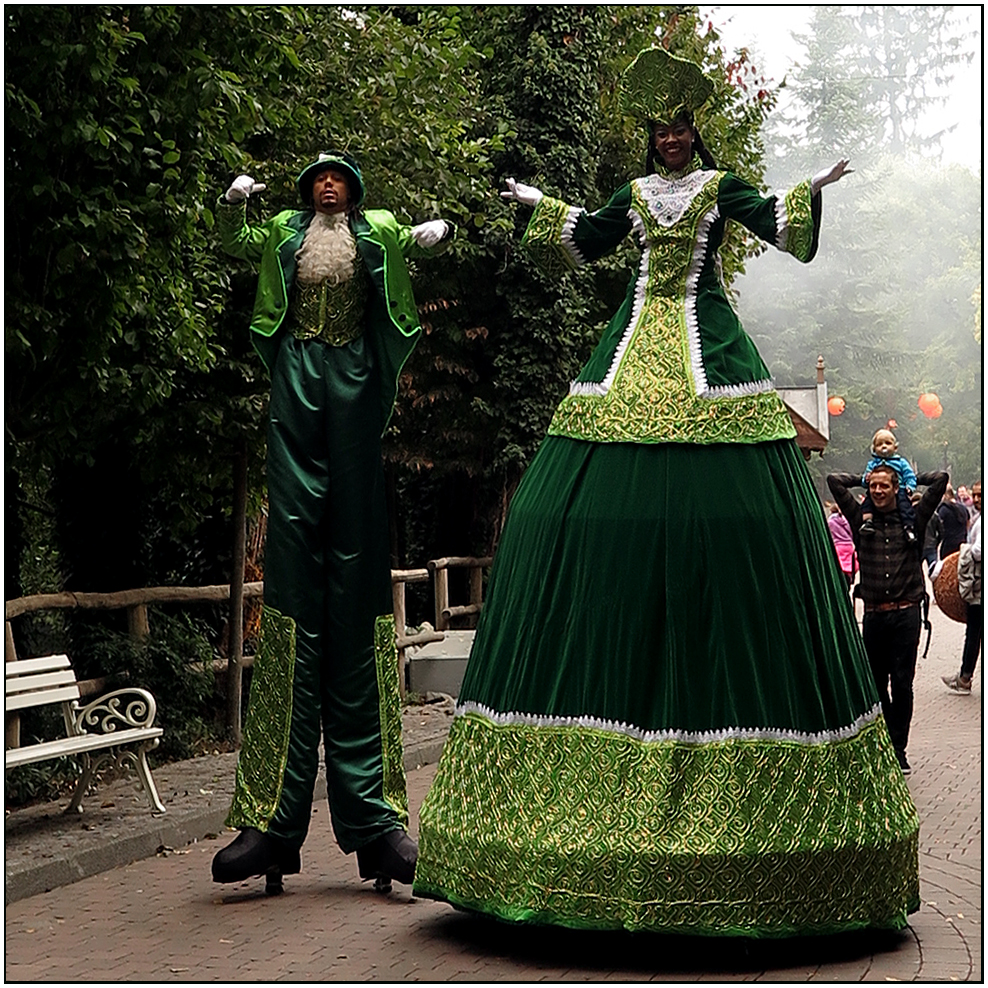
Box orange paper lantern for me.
[827,396,845,416]
[917,392,939,414]
[927,402,943,419]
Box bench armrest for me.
[70,688,159,736]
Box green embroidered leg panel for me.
[226,605,297,831]
[375,614,409,827]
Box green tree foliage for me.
[771,5,975,172]
[5,5,503,598]
[6,4,782,635]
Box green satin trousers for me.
[234,334,404,853]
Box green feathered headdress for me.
[620,47,714,122]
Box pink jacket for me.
[827,512,856,574]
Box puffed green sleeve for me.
[521,185,634,278]
[217,197,281,264]
[717,174,822,263]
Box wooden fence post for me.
[469,565,483,610]
[126,603,150,638]
[392,577,407,700]
[429,561,449,632]
[226,443,248,746]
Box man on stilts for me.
[211,150,454,892]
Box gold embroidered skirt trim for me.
[415,714,920,937]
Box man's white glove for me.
[225,174,267,203]
[811,159,853,194]
[410,220,449,248]
[500,178,543,207]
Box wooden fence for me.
[5,557,490,750]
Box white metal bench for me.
[5,654,166,814]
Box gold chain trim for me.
[374,614,409,826]
[521,196,579,279]
[226,605,297,831]
[783,180,815,261]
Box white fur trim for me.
[560,206,586,267]
[295,212,356,285]
[567,214,649,398]
[774,193,789,252]
[684,205,715,395]
[456,700,884,747]
[629,209,647,249]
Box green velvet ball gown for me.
[413,162,919,937]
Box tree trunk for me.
[226,442,249,746]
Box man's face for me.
[872,430,898,457]
[311,168,350,215]
[868,471,898,512]
[973,483,982,512]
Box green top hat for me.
[620,47,714,122]
[297,150,366,208]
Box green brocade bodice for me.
[522,162,818,446]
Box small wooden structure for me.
[777,355,831,460]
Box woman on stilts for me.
[413,47,919,937]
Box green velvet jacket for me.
[219,199,452,433]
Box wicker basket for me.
[933,551,967,624]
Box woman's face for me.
[653,118,694,170]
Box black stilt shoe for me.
[356,829,418,889]
[212,827,301,894]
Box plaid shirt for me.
[827,471,948,606]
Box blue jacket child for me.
[860,428,918,541]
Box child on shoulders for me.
[860,428,918,542]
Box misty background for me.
[714,5,982,494]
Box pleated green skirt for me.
[414,436,920,937]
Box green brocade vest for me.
[289,267,370,347]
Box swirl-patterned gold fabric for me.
[417,714,918,936]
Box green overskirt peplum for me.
[414,436,920,937]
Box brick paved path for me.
[5,605,980,981]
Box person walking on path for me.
[415,47,921,938]
[210,150,454,893]
[937,484,969,558]
[828,464,948,775]
[943,480,982,694]
[827,502,856,589]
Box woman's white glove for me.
[225,174,267,203]
[811,159,853,194]
[500,178,543,206]
[410,220,449,248]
